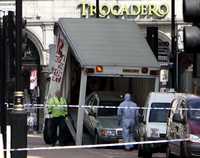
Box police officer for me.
[117,93,138,150]
[48,91,68,146]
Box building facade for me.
[1,0,196,104]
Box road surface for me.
[27,134,165,158]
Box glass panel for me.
[149,103,171,122]
[97,101,121,116]
[188,100,200,120]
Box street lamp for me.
[9,1,27,158]
[15,0,24,110]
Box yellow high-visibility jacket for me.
[48,96,68,118]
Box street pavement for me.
[27,134,165,158]
[27,134,136,158]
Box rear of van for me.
[139,92,176,157]
[145,93,175,140]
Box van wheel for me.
[138,145,143,158]
[166,146,174,158]
[143,151,152,158]
[94,133,99,144]
[141,144,152,158]
[181,142,189,158]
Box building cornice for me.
[26,19,186,27]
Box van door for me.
[177,100,187,155]
[148,102,171,138]
[169,98,180,155]
[170,99,185,155]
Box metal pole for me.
[16,0,23,92]
[9,1,27,158]
[0,11,7,154]
[171,0,177,90]
[76,69,87,145]
[96,0,99,18]
[176,52,179,90]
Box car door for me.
[169,98,182,155]
[167,99,178,139]
[178,100,188,156]
[88,96,99,135]
[171,98,186,156]
[166,99,176,138]
[85,94,99,136]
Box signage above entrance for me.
[78,0,169,19]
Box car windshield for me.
[188,100,200,120]
[149,103,171,122]
[97,101,121,116]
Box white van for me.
[138,92,178,158]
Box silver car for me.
[84,91,123,144]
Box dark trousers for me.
[50,116,68,145]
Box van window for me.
[149,103,171,122]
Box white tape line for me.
[3,138,189,152]
[0,133,4,158]
[6,103,200,111]
[6,126,11,158]
[23,104,200,111]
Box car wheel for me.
[181,142,189,158]
[166,145,174,158]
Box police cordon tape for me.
[2,138,189,152]
[3,103,194,152]
[6,103,200,111]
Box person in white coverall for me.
[117,93,138,150]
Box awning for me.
[57,18,159,69]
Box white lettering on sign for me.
[47,32,69,98]
[52,36,65,83]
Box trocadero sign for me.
[78,0,170,19]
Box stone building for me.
[0,0,197,105]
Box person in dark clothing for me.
[47,91,68,146]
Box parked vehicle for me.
[138,92,178,158]
[84,91,123,144]
[166,94,200,158]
